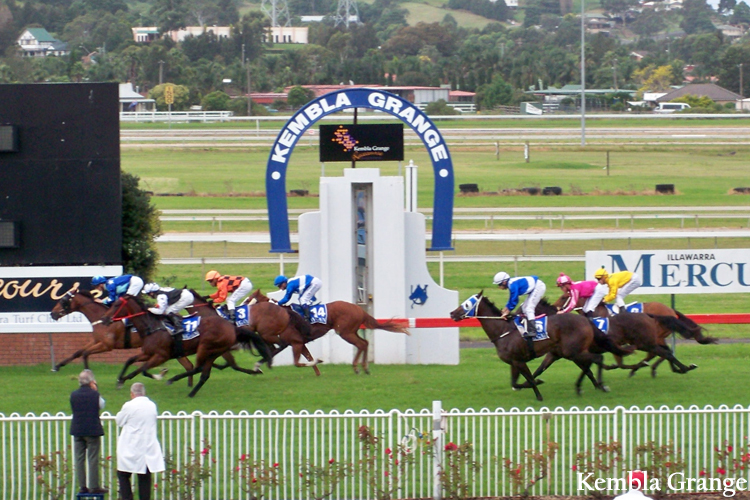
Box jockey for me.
[143,283,193,337]
[556,273,599,314]
[493,271,547,338]
[204,270,253,323]
[585,268,643,315]
[91,274,144,306]
[274,274,323,321]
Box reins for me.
[108,298,147,322]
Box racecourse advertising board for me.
[586,249,750,294]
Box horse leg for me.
[120,354,169,385]
[342,332,369,375]
[511,361,544,401]
[653,345,697,375]
[572,353,608,394]
[117,353,149,388]
[52,340,98,371]
[530,353,557,382]
[649,356,667,377]
[292,343,321,376]
[187,353,222,398]
[176,357,195,387]
[220,351,263,376]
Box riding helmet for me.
[492,271,510,285]
[91,275,107,286]
[594,268,609,280]
[556,273,572,286]
[274,275,288,287]
[205,270,220,282]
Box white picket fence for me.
[3,403,750,500]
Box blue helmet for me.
[91,276,107,286]
[274,275,287,287]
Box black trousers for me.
[117,469,151,500]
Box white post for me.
[432,400,443,500]
[279,253,284,277]
[405,160,418,213]
[439,251,444,287]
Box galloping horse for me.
[50,289,195,386]
[102,295,260,397]
[553,294,717,376]
[188,289,322,376]
[535,298,698,376]
[249,290,410,375]
[450,292,632,401]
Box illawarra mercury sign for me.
[586,249,750,294]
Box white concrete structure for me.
[270,167,459,366]
[266,26,309,44]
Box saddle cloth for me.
[290,304,328,324]
[216,304,251,327]
[513,315,549,341]
[606,302,643,315]
[163,314,201,341]
[591,317,610,334]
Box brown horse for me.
[102,295,261,397]
[50,289,195,386]
[450,292,632,401]
[248,289,410,374]
[188,289,323,376]
[553,294,717,376]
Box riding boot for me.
[524,319,538,339]
[168,314,185,336]
[228,309,236,324]
[302,304,311,323]
[611,304,621,315]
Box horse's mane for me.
[538,297,552,307]
[188,288,210,302]
[482,295,504,316]
[78,289,95,299]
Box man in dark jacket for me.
[70,369,107,494]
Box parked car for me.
[654,102,691,113]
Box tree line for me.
[1,0,750,111]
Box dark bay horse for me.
[450,292,631,401]
[249,290,410,375]
[553,294,717,376]
[102,295,261,397]
[50,289,195,385]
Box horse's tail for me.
[590,321,635,356]
[361,314,410,335]
[650,313,718,344]
[235,327,274,366]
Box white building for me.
[17,28,69,57]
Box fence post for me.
[432,400,443,500]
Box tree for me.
[718,0,736,13]
[732,1,750,24]
[424,99,458,115]
[287,85,314,108]
[121,172,161,282]
[631,9,666,37]
[633,64,674,92]
[201,90,231,110]
[680,0,716,34]
[476,73,514,110]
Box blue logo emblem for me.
[409,284,428,308]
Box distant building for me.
[132,25,308,44]
[656,83,741,105]
[119,82,156,112]
[17,28,69,57]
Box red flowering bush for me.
[299,458,353,500]
[572,441,622,498]
[162,441,213,500]
[33,449,71,500]
[632,441,685,498]
[713,438,750,480]
[356,425,416,500]
[439,441,481,500]
[235,456,281,500]
[504,441,559,498]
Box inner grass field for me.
[3,344,748,416]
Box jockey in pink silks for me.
[555,273,599,314]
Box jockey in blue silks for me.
[273,274,323,321]
[91,274,144,306]
[493,272,547,338]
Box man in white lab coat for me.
[116,382,165,500]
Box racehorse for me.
[102,295,261,397]
[50,289,195,386]
[536,298,699,376]
[553,294,717,376]
[248,290,410,375]
[188,289,323,376]
[450,292,632,401]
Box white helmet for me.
[143,282,160,294]
[493,271,510,285]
